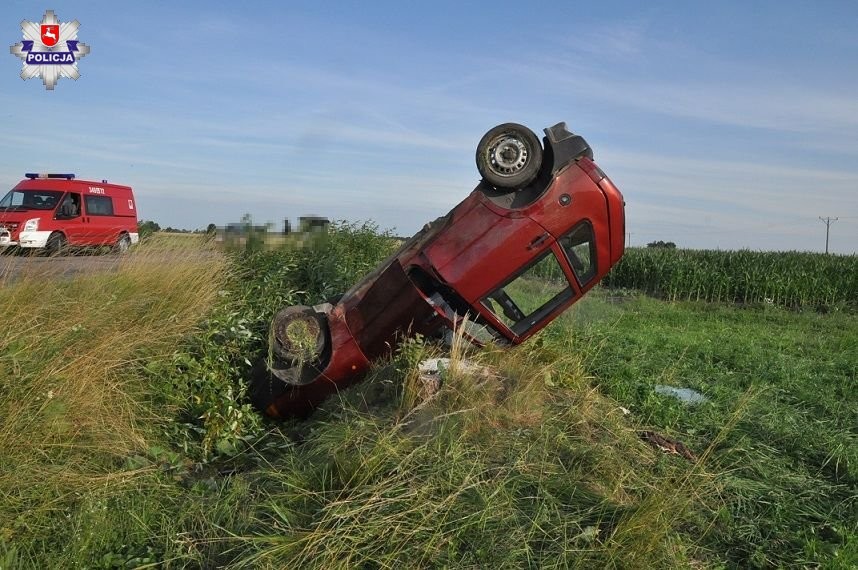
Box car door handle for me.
[527,232,550,250]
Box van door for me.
[55,192,89,245]
[83,194,116,245]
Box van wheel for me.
[114,233,132,254]
[476,123,543,190]
[45,232,67,256]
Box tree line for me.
[138,220,217,238]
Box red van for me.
[251,122,626,417]
[0,173,139,254]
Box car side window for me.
[482,252,573,337]
[559,222,596,286]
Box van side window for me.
[559,222,597,286]
[84,195,114,216]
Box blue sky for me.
[2,0,857,253]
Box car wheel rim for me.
[488,135,529,177]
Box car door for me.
[424,197,552,303]
[477,222,600,342]
[478,246,576,341]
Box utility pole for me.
[626,232,632,248]
[818,217,838,254]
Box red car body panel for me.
[259,123,626,417]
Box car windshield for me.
[0,189,64,211]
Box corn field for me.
[601,248,858,308]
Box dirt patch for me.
[638,430,697,462]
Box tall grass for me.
[232,324,714,569]
[603,248,858,309]
[0,236,226,563]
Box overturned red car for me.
[251,122,626,417]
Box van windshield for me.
[0,190,64,211]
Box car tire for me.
[476,123,543,190]
[268,305,329,386]
[45,232,67,257]
[114,233,132,254]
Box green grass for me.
[1,224,855,568]
[556,293,857,567]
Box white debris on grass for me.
[654,385,708,405]
[417,357,495,396]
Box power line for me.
[818,216,838,254]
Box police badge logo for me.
[9,10,90,90]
